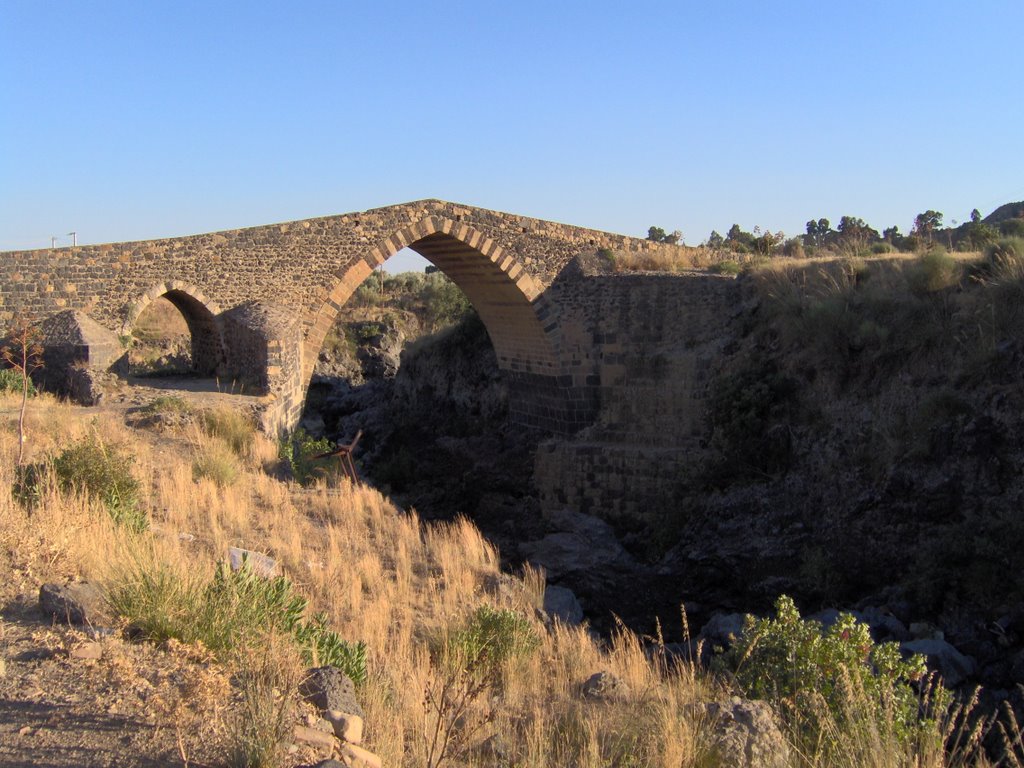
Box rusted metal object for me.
[311,429,362,483]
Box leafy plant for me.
[424,606,539,767]
[51,435,146,531]
[109,558,368,682]
[277,428,334,485]
[721,595,939,756]
[0,368,36,396]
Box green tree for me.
[707,230,724,248]
[913,210,943,241]
[805,218,831,248]
[646,226,667,242]
[970,208,982,224]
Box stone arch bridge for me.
[0,200,697,436]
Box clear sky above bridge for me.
[1,1,1021,272]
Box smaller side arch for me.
[122,281,225,376]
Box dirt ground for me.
[0,385,330,768]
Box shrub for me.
[278,429,334,485]
[707,362,797,481]
[200,408,255,456]
[909,248,960,293]
[192,439,241,487]
[722,595,938,756]
[709,260,741,276]
[424,606,539,767]
[140,395,192,415]
[438,605,539,680]
[109,558,368,683]
[871,241,895,254]
[51,435,146,531]
[0,368,36,396]
[999,219,1024,238]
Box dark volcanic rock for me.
[39,582,107,625]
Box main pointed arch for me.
[303,216,559,384]
[122,281,225,375]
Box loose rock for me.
[339,743,382,768]
[704,696,790,768]
[39,582,107,625]
[293,724,336,750]
[70,642,103,660]
[581,671,628,700]
[326,710,364,744]
[299,666,365,717]
[903,638,976,687]
[543,585,584,625]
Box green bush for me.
[277,429,334,485]
[709,260,741,276]
[109,559,368,683]
[51,436,146,531]
[435,605,539,681]
[707,363,797,481]
[0,368,36,395]
[140,395,193,415]
[200,408,255,456]
[722,595,937,754]
[871,241,895,254]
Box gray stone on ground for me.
[39,582,107,625]
[699,612,747,648]
[902,638,976,687]
[299,666,364,717]
[581,670,628,700]
[228,546,279,578]
[519,509,636,581]
[704,696,791,768]
[543,585,584,625]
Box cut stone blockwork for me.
[0,199,694,435]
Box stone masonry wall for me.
[534,273,741,527]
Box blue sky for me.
[2,1,1021,272]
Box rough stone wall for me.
[534,273,741,526]
[218,303,305,435]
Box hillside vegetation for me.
[5,391,1024,765]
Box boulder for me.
[519,509,635,581]
[543,585,584,625]
[581,671,628,700]
[299,666,364,718]
[325,710,363,744]
[228,547,279,578]
[704,697,790,768]
[902,639,976,687]
[699,612,747,649]
[39,582,107,625]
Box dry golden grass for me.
[2,391,1018,767]
[0,392,720,767]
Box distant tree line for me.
[647,202,1024,258]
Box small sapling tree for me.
[2,317,44,467]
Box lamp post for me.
[67,231,77,246]
[51,236,58,248]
